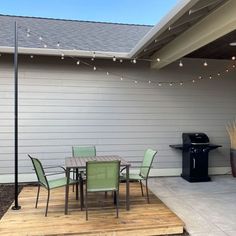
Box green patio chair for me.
[85,160,120,220]
[72,145,96,191]
[72,145,96,157]
[28,154,76,216]
[121,148,157,203]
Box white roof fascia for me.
[0,46,129,59]
[128,0,201,58]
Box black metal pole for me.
[12,21,21,210]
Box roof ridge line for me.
[0,14,153,27]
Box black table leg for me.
[79,173,84,210]
[76,169,79,200]
[126,165,130,210]
[65,167,70,215]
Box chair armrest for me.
[44,166,66,171]
[44,171,65,176]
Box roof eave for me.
[128,0,201,59]
[0,46,129,59]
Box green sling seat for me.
[85,160,120,220]
[121,148,157,203]
[28,154,76,216]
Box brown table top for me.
[65,155,130,168]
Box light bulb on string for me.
[106,72,109,76]
[120,77,123,81]
[93,66,96,71]
[180,82,183,86]
[61,53,64,60]
[148,80,151,84]
[198,76,202,80]
[233,64,236,68]
[203,61,208,67]
[76,60,80,65]
[192,79,195,83]
[217,72,221,76]
[30,55,34,59]
[56,42,60,47]
[158,83,162,86]
[209,75,212,80]
[132,59,137,64]
[43,44,47,48]
[39,36,43,41]
[232,56,236,60]
[169,82,173,86]
[134,80,138,84]
[179,60,183,67]
[226,69,229,73]
[156,58,160,62]
[113,56,116,62]
[120,59,123,63]
[27,32,30,37]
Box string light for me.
[21,26,235,88]
[30,55,34,59]
[198,76,203,80]
[203,61,208,67]
[226,69,229,73]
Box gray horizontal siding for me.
[0,56,235,175]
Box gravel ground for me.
[0,184,23,220]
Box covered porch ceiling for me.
[131,0,236,69]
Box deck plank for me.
[0,183,184,236]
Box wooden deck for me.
[0,183,184,236]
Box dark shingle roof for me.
[0,14,152,53]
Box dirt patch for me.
[0,184,23,220]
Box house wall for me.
[0,54,235,183]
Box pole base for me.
[12,205,21,210]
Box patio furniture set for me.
[29,146,157,220]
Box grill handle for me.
[193,158,196,169]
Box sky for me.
[0,0,179,25]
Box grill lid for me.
[182,133,209,145]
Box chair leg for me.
[45,189,50,217]
[116,191,119,218]
[140,180,144,196]
[72,170,75,192]
[85,190,88,221]
[35,185,40,208]
[145,179,150,203]
[113,191,117,205]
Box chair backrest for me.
[139,149,157,178]
[72,146,96,157]
[28,154,49,188]
[86,161,120,192]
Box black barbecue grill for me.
[170,133,221,182]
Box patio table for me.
[65,155,130,214]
